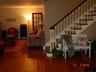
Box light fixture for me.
[25,14,32,21]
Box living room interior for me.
[0,0,96,72]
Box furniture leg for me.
[89,49,91,58]
[85,49,87,55]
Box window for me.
[32,12,43,31]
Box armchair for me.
[7,27,18,38]
[62,34,91,59]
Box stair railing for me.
[49,0,94,52]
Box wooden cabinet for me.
[20,24,27,38]
[0,23,1,38]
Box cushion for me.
[78,35,88,46]
[79,37,88,46]
[31,29,38,35]
[72,35,88,46]
[72,35,79,45]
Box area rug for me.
[5,40,26,52]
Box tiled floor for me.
[0,40,95,72]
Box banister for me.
[50,0,87,29]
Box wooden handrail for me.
[50,0,87,29]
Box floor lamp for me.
[25,15,31,35]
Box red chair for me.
[6,27,18,47]
[8,27,18,37]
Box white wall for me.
[44,0,84,43]
[0,5,44,38]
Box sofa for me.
[27,29,45,48]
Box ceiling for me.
[0,0,45,6]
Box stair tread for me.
[80,19,93,20]
[85,15,94,18]
[89,11,96,12]
[89,14,96,16]
[65,30,76,35]
[74,23,88,25]
[70,32,76,34]
[73,28,81,30]
[85,15,93,16]
[85,14,96,17]
[71,26,81,30]
[94,7,96,10]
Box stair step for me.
[71,33,76,34]
[65,30,71,34]
[94,7,96,8]
[70,31,76,34]
[94,7,96,10]
[74,23,88,25]
[80,19,93,21]
[65,30,76,35]
[85,15,93,17]
[85,15,93,19]
[74,23,81,25]
[73,27,81,30]
[89,14,96,16]
[85,15,96,17]
[65,30,70,34]
[79,19,87,24]
[89,11,96,13]
[80,23,88,25]
[71,26,81,30]
[89,11,96,16]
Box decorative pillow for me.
[72,35,79,45]
[79,36,88,46]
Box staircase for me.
[43,0,96,56]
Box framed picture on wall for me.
[6,18,16,22]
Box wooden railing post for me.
[50,29,55,52]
